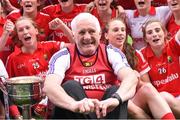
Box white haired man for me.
[43,13,138,119]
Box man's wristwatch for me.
[111,93,123,104]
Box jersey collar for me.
[134,6,156,18]
[13,42,42,55]
[145,44,167,58]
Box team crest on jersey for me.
[43,54,48,61]
[32,62,40,69]
[167,56,172,63]
[83,62,92,67]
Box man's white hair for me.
[71,12,101,34]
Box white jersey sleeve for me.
[0,59,8,82]
[47,48,70,79]
[106,45,130,75]
[156,6,171,25]
[125,6,171,39]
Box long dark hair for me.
[105,18,138,69]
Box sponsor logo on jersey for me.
[74,74,105,85]
[74,74,110,90]
[153,73,179,87]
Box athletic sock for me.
[161,113,175,120]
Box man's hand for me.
[93,98,119,118]
[71,98,98,114]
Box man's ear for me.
[98,30,102,39]
[104,32,108,40]
[72,32,75,40]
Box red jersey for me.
[6,41,61,77]
[151,0,167,7]
[115,0,136,9]
[167,15,180,37]
[91,8,117,30]
[6,10,53,41]
[135,50,150,75]
[42,4,86,42]
[9,0,20,8]
[141,37,180,97]
[9,0,58,8]
[75,0,93,4]
[64,44,119,100]
[91,7,117,44]
[0,17,14,64]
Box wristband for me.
[111,93,123,104]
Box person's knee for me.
[62,80,81,89]
[137,83,156,98]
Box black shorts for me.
[0,90,4,106]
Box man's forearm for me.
[43,74,76,111]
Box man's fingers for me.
[83,99,91,113]
[101,104,107,117]
[87,99,95,112]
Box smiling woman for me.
[124,0,171,50]
[41,0,86,42]
[104,18,176,119]
[9,0,57,8]
[141,19,180,118]
[6,16,66,119]
[6,0,54,42]
[89,0,123,44]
